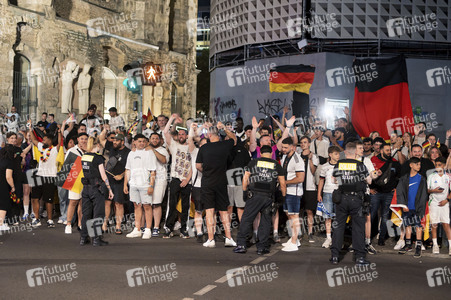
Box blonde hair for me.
[86,136,101,152]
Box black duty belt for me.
[342,191,364,196]
[249,190,274,198]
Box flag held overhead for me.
[269,64,315,94]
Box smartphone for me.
[437,187,445,191]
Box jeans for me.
[370,191,394,241]
[58,187,69,222]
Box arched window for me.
[102,67,117,120]
[13,54,36,118]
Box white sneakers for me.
[0,224,10,231]
[126,228,142,238]
[432,244,440,254]
[282,239,300,247]
[225,237,237,247]
[322,238,332,248]
[142,228,152,240]
[65,225,72,234]
[282,240,299,252]
[203,239,216,248]
[394,239,405,250]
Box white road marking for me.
[193,285,217,296]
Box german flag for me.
[60,152,84,194]
[389,190,405,227]
[351,56,414,139]
[269,65,315,94]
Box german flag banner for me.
[351,56,414,139]
[389,190,405,227]
[60,153,84,194]
[269,65,315,94]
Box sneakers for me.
[273,233,281,243]
[432,244,440,254]
[57,219,64,224]
[203,239,216,248]
[394,239,405,250]
[414,245,422,258]
[31,219,41,228]
[282,239,300,247]
[63,221,67,225]
[180,229,190,239]
[21,214,29,221]
[398,244,413,254]
[308,233,315,243]
[348,244,354,253]
[225,237,237,247]
[142,228,152,239]
[196,234,204,243]
[322,238,332,249]
[282,240,299,252]
[47,220,55,228]
[126,228,142,238]
[421,245,426,251]
[152,228,160,237]
[365,243,377,255]
[0,224,10,231]
[65,225,72,234]
[163,229,173,239]
[233,245,247,253]
[174,221,181,231]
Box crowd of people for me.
[0,104,450,260]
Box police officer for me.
[233,145,286,255]
[330,142,375,265]
[80,137,114,246]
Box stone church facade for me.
[0,0,198,125]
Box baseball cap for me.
[114,133,125,141]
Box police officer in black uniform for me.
[80,137,114,246]
[233,145,286,255]
[330,142,374,265]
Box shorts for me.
[192,186,203,212]
[201,184,229,211]
[321,193,335,219]
[31,178,56,203]
[283,194,301,215]
[152,182,167,205]
[68,191,82,200]
[402,210,422,228]
[429,203,450,224]
[301,190,318,211]
[129,186,153,205]
[228,185,245,208]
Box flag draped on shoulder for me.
[389,190,405,227]
[269,65,315,94]
[351,56,414,139]
[59,152,84,194]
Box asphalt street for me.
[0,224,450,300]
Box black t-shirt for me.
[104,141,130,179]
[400,157,435,178]
[246,157,284,193]
[229,141,251,169]
[333,158,369,192]
[197,139,234,187]
[81,153,105,180]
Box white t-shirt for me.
[109,115,125,131]
[320,162,339,194]
[427,172,450,204]
[190,147,202,188]
[153,146,169,185]
[168,141,192,181]
[296,149,319,191]
[281,152,305,196]
[65,145,84,159]
[125,149,157,188]
[36,142,59,177]
[310,138,329,162]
